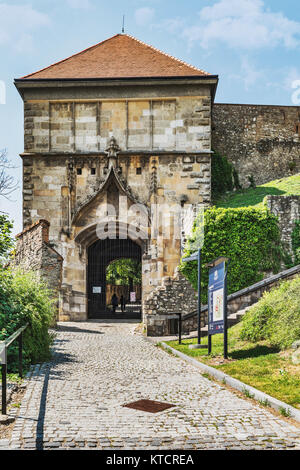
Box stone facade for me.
[16,73,216,332]
[213,103,300,186]
[266,195,300,260]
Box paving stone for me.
[5,320,300,450]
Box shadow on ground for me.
[230,344,280,360]
[55,325,105,335]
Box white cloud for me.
[158,17,186,34]
[0,3,50,52]
[66,0,91,8]
[284,67,300,91]
[135,7,155,26]
[181,0,300,50]
[229,57,265,90]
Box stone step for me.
[185,306,251,339]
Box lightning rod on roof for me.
[122,15,125,34]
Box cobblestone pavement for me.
[2,320,300,450]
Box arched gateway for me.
[87,238,142,318]
[15,33,217,335]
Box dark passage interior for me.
[87,237,142,319]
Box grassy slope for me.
[215,173,300,209]
[167,323,300,409]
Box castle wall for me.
[212,103,300,186]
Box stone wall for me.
[24,95,211,154]
[212,103,300,186]
[266,195,300,259]
[144,269,198,336]
[14,219,63,299]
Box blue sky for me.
[1,0,300,234]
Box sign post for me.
[182,249,207,349]
[206,257,230,359]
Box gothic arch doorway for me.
[87,237,142,319]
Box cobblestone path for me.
[2,321,300,450]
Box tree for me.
[0,213,14,264]
[0,149,18,199]
[106,258,142,287]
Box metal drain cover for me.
[123,399,175,413]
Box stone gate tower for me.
[15,34,218,335]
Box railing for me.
[0,323,29,415]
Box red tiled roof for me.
[21,34,211,80]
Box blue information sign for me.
[208,261,225,335]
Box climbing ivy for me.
[180,206,281,304]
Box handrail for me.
[1,323,29,415]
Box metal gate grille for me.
[87,238,142,318]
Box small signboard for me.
[130,292,136,303]
[93,286,102,294]
[208,261,225,336]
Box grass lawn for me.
[166,322,300,410]
[214,173,300,209]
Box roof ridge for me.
[124,34,210,76]
[21,33,122,79]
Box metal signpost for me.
[206,257,230,359]
[182,249,207,349]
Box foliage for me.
[240,276,300,350]
[106,258,141,286]
[211,150,238,198]
[0,213,14,263]
[291,220,300,264]
[0,267,56,372]
[180,206,281,304]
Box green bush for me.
[180,206,281,304]
[240,276,300,349]
[0,267,55,372]
[0,213,14,264]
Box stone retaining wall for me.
[266,195,300,259]
[144,269,198,336]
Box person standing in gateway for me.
[111,293,119,313]
[120,295,126,313]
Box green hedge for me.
[240,276,300,349]
[0,213,14,263]
[180,206,281,304]
[0,268,55,372]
